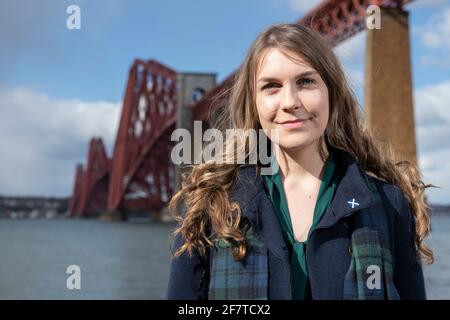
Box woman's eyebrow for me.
[257,70,318,83]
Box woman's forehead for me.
[256,47,314,78]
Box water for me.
[0,218,175,299]
[0,216,448,299]
[421,216,450,299]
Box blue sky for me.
[1,0,302,101]
[2,0,449,100]
[1,0,450,204]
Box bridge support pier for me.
[174,72,216,193]
[365,7,417,167]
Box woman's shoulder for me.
[230,164,261,192]
[229,164,265,207]
[363,173,412,220]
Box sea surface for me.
[0,216,448,299]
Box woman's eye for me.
[261,83,280,91]
[297,78,316,86]
[261,78,315,92]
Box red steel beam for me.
[68,163,84,217]
[107,60,177,217]
[78,137,110,217]
[298,0,412,45]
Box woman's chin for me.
[277,140,312,151]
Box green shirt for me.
[261,150,340,299]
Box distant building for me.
[0,196,68,219]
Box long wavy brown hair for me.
[168,23,435,264]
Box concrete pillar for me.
[365,7,417,167]
[174,72,216,193]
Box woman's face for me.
[255,47,329,151]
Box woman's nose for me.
[281,85,301,112]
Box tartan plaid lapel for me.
[208,165,275,300]
[343,226,399,300]
[208,222,269,300]
[229,165,289,265]
[343,179,400,300]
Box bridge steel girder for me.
[107,60,177,219]
[77,137,110,217]
[68,163,85,217]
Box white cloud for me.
[415,81,450,128]
[419,55,450,68]
[334,31,366,65]
[418,148,450,205]
[0,86,121,197]
[290,0,321,13]
[414,81,450,204]
[418,6,450,49]
[334,32,366,104]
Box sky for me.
[0,0,449,204]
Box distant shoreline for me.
[1,195,450,218]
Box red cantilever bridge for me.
[69,0,418,220]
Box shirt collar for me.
[261,149,337,188]
[231,147,374,228]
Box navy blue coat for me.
[166,149,426,299]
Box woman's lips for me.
[278,119,309,128]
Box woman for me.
[166,23,434,300]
